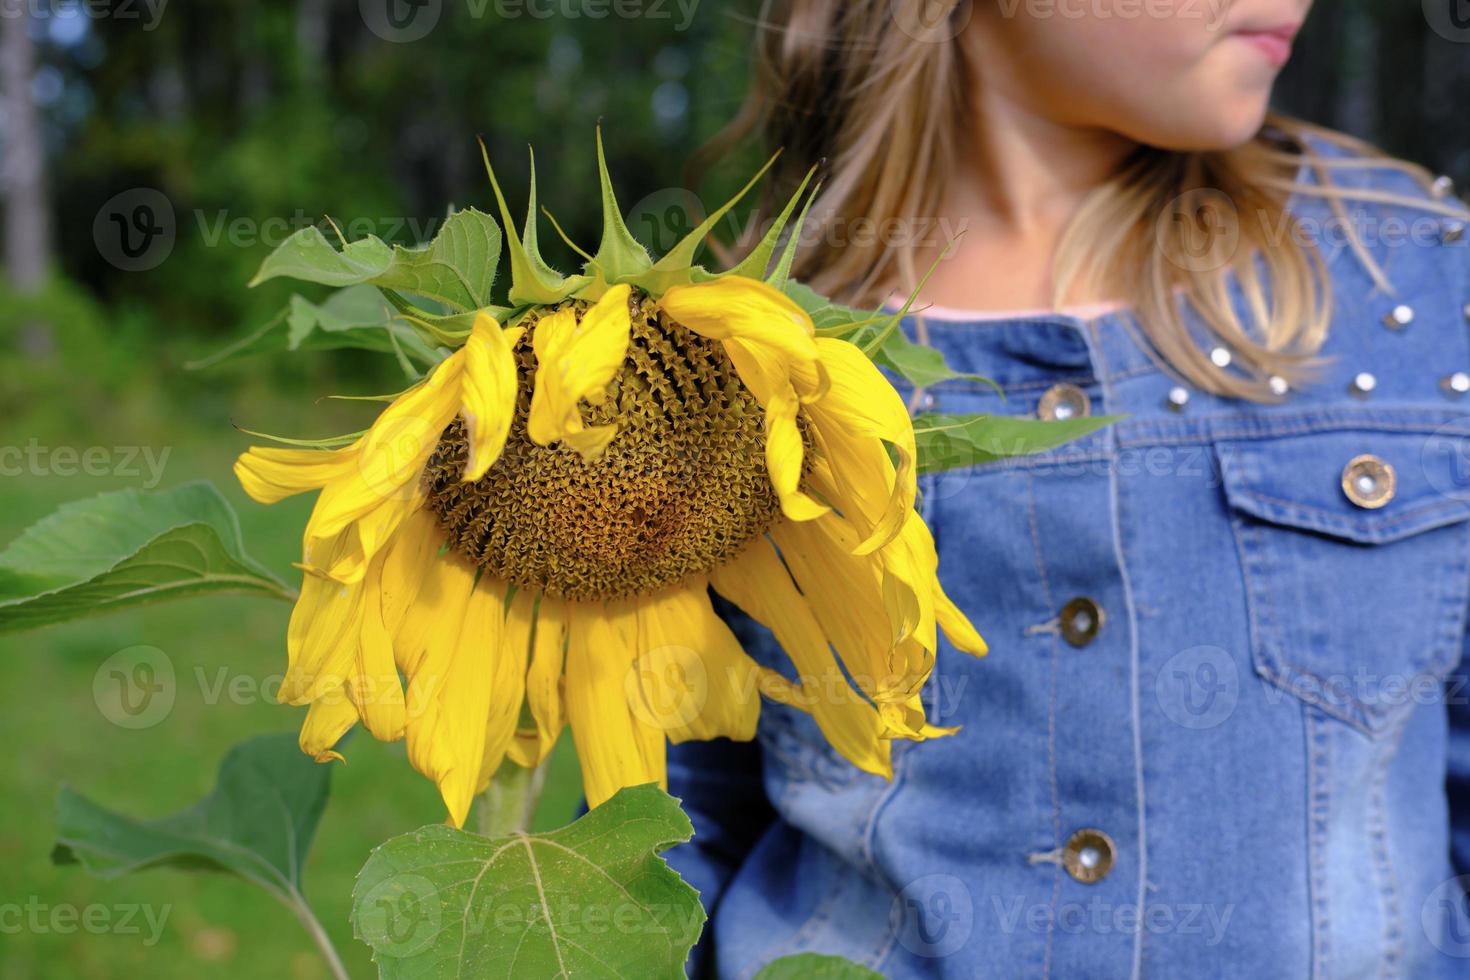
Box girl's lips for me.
[1233,26,1299,68]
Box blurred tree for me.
[2,4,52,293]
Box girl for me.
[666,1,1470,977]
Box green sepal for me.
[623,152,782,298]
[584,126,653,291]
[479,139,586,307]
[767,178,820,291]
[726,162,815,282]
[234,426,365,448]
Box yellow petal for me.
[659,277,818,364]
[936,585,987,658]
[309,353,465,542]
[404,574,505,829]
[305,487,424,585]
[708,538,892,778]
[632,580,762,744]
[394,550,478,678]
[461,316,524,482]
[353,548,407,742]
[509,595,567,768]
[299,688,359,763]
[281,531,368,705]
[527,284,632,456]
[564,599,667,807]
[721,336,828,522]
[234,444,359,505]
[474,587,532,792]
[771,516,930,707]
[808,336,917,555]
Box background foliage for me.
[0,1,1464,977]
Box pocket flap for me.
[1216,429,1470,545]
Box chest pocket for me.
[1216,427,1470,737]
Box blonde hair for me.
[695,0,1469,400]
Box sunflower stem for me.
[474,758,549,838]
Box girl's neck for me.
[916,78,1137,313]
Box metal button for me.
[1463,302,1470,324]
[1382,305,1414,330]
[1348,372,1377,399]
[1059,597,1104,647]
[1444,221,1466,246]
[1432,175,1456,199]
[1037,383,1090,422]
[1209,346,1233,368]
[1268,375,1290,397]
[918,391,939,412]
[1341,455,1396,510]
[1165,386,1190,412]
[1063,828,1116,884]
[1443,373,1470,399]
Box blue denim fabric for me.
[665,147,1470,978]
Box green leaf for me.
[53,734,352,980]
[53,733,331,896]
[188,285,439,369]
[352,783,704,979]
[912,412,1119,474]
[0,482,292,633]
[250,209,503,313]
[754,953,886,979]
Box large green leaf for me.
[54,733,349,978]
[0,482,292,633]
[754,954,886,979]
[53,733,331,895]
[912,412,1119,474]
[189,285,439,370]
[353,783,703,979]
[251,208,503,313]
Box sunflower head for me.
[233,133,986,827]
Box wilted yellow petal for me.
[299,688,359,763]
[709,538,892,778]
[234,444,359,505]
[527,284,632,456]
[633,581,761,744]
[509,595,566,768]
[461,317,524,482]
[404,574,505,828]
[564,599,666,807]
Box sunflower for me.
[234,137,986,827]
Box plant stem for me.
[288,889,351,980]
[475,758,550,838]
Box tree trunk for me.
[1,5,52,292]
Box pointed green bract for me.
[479,138,585,306]
[727,164,816,282]
[588,126,653,288]
[651,151,779,276]
[768,177,820,290]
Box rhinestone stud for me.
[1383,305,1415,331]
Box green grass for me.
[0,389,584,980]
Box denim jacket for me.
[665,146,1470,978]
